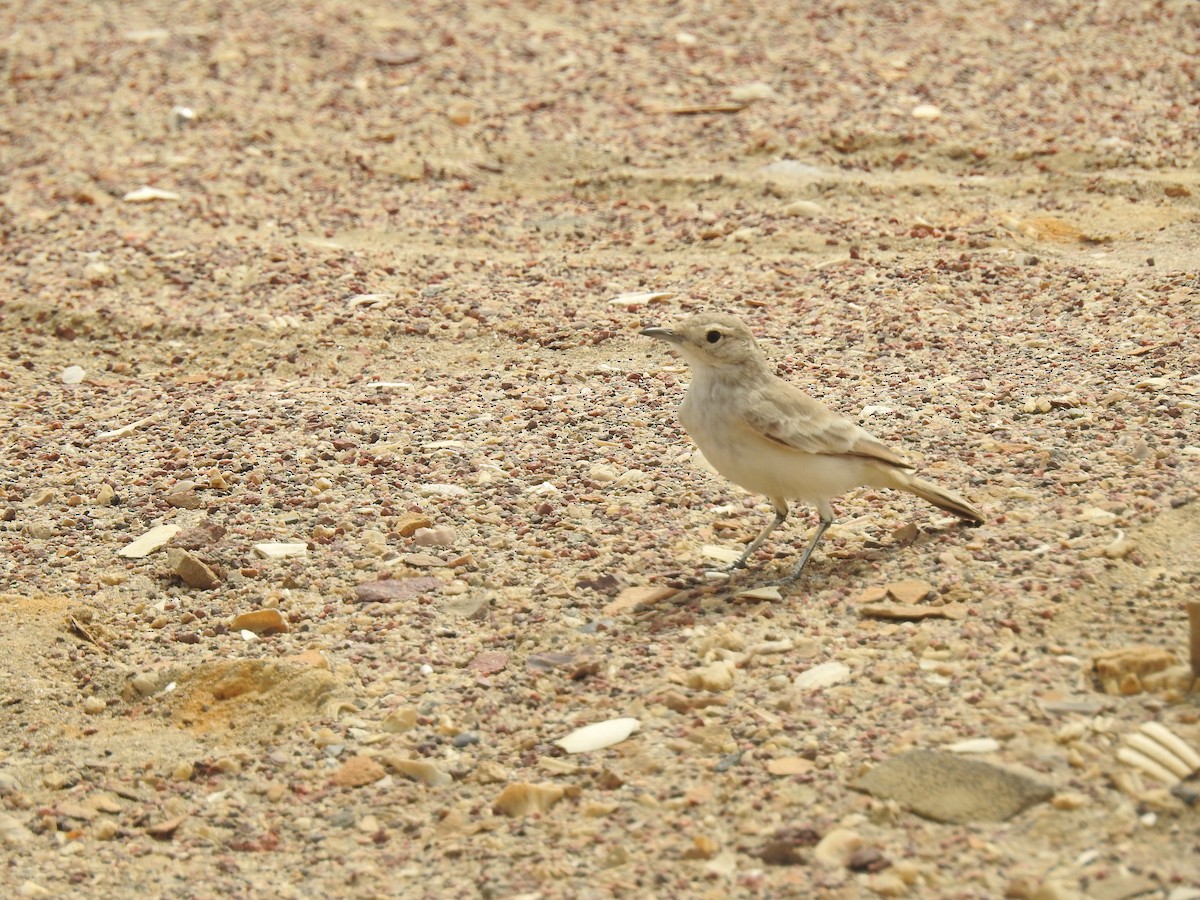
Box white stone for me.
[123,186,181,202]
[793,661,851,690]
[946,738,1001,754]
[555,718,640,754]
[252,542,308,559]
[782,199,825,217]
[61,366,85,384]
[117,524,181,558]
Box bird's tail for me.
[892,473,985,525]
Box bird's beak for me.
[639,326,684,345]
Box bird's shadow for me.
[633,518,972,618]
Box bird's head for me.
[640,313,767,371]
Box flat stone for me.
[885,579,935,604]
[851,749,1053,824]
[117,524,181,558]
[252,542,308,559]
[355,577,441,603]
[467,651,508,675]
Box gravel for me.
[1,0,1198,896]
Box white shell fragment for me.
[912,103,942,120]
[252,542,308,560]
[1116,722,1200,785]
[123,186,181,202]
[117,524,181,559]
[793,661,851,690]
[96,415,157,441]
[61,366,85,385]
[729,81,775,103]
[555,717,640,754]
[1141,722,1200,771]
[945,738,1002,754]
[607,291,673,310]
[736,586,783,602]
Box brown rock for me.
[355,577,441,603]
[467,651,508,675]
[146,814,187,838]
[603,585,677,616]
[169,522,226,550]
[492,782,565,817]
[166,548,220,590]
[395,512,433,537]
[331,755,387,788]
[1093,646,1178,695]
[231,609,288,635]
[165,489,202,510]
[886,580,935,604]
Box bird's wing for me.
[740,378,913,469]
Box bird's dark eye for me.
[705,330,722,344]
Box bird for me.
[640,312,984,582]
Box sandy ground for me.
[2,1,1199,897]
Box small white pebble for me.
[419,664,434,676]
[61,366,85,385]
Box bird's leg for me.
[777,514,833,584]
[722,500,788,572]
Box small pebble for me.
[82,696,106,715]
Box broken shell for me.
[1140,723,1200,771]
[123,186,181,202]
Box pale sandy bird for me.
[641,313,984,582]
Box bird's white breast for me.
[679,372,879,505]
